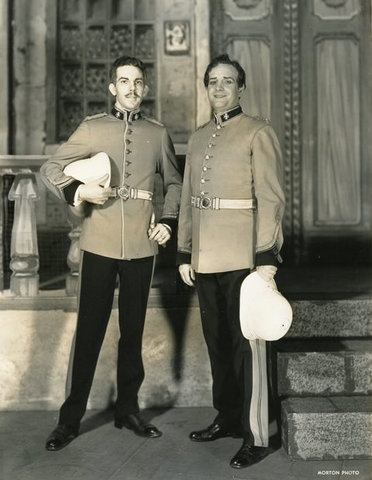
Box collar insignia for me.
[112,107,142,122]
[214,105,243,124]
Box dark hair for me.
[203,54,246,89]
[109,56,147,84]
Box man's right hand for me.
[179,264,195,287]
[78,174,111,205]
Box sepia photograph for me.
[0,0,371,479]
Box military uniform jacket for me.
[40,109,182,260]
[177,106,285,274]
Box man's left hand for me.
[256,265,277,282]
[148,221,171,245]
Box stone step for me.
[286,299,372,338]
[275,339,372,397]
[281,396,372,460]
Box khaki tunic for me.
[178,111,285,273]
[40,111,182,260]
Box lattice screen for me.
[58,0,157,140]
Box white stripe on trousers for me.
[249,338,269,447]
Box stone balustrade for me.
[0,155,78,297]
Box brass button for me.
[212,133,217,138]
[125,161,131,166]
[201,179,206,184]
[205,155,210,160]
[125,149,132,154]
[208,143,213,148]
[126,139,132,145]
[216,125,221,130]
[127,129,133,134]
[124,172,131,178]
[202,166,208,172]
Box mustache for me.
[125,93,140,98]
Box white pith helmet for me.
[64,151,111,187]
[240,271,293,341]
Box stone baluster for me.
[8,174,39,296]
[65,204,84,296]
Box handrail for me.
[0,155,49,170]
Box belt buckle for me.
[118,185,130,201]
[200,196,212,209]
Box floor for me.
[1,407,371,480]
[2,265,371,480]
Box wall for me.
[11,0,210,154]
[0,306,212,411]
[155,0,210,144]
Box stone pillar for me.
[195,0,211,127]
[13,0,47,155]
[0,1,9,291]
[0,0,9,154]
[8,174,40,296]
[65,206,84,296]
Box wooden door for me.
[211,0,371,266]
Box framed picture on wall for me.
[164,21,190,55]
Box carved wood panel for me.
[316,37,361,225]
[302,1,370,227]
[301,0,371,264]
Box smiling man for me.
[41,56,182,451]
[177,54,285,469]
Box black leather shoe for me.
[115,413,162,438]
[45,424,79,451]
[189,423,234,442]
[230,441,268,469]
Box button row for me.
[200,125,223,187]
[125,129,133,178]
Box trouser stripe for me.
[249,339,268,447]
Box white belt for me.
[191,195,256,210]
[110,186,153,201]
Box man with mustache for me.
[178,54,285,469]
[41,56,182,451]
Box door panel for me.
[301,0,371,264]
[316,38,361,225]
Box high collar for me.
[213,105,242,125]
[111,106,142,122]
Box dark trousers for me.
[196,269,269,447]
[59,251,154,427]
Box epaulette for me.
[144,117,164,127]
[84,112,108,121]
[252,115,270,124]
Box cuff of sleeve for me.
[255,247,279,267]
[73,185,84,206]
[177,251,192,266]
[63,180,84,206]
[159,217,177,234]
